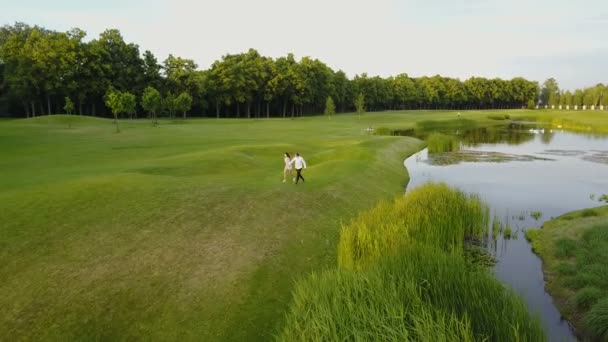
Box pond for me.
[403,123,608,341]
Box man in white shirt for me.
[289,152,307,184]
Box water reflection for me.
[403,125,608,341]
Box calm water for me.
[404,125,608,341]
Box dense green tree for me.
[122,92,137,119]
[63,96,74,114]
[91,29,144,94]
[104,88,123,132]
[175,92,193,119]
[332,70,353,112]
[540,78,560,106]
[573,89,584,107]
[163,54,202,106]
[563,91,573,107]
[1,23,602,119]
[163,92,176,119]
[141,86,162,124]
[355,93,365,117]
[324,96,335,119]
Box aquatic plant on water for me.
[426,133,460,154]
[530,211,542,221]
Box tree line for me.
[539,78,608,108]
[0,23,600,119]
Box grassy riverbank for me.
[280,183,545,341]
[0,109,605,340]
[527,206,608,340]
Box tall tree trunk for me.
[24,103,30,118]
[291,103,295,118]
[216,102,220,118]
[31,102,36,117]
[282,100,287,118]
[46,94,51,115]
[183,110,186,119]
[92,103,96,117]
[266,102,270,118]
[247,102,251,118]
[114,115,120,133]
[236,103,240,118]
[78,101,83,115]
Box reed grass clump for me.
[492,215,501,240]
[426,133,460,153]
[586,298,608,340]
[338,183,489,270]
[372,126,392,136]
[279,245,545,341]
[530,211,542,220]
[280,183,545,341]
[503,224,513,239]
[575,287,602,309]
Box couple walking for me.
[283,152,307,184]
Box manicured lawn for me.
[527,206,608,340]
[0,109,605,340]
[1,112,426,341]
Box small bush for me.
[554,238,577,258]
[575,287,602,309]
[372,127,392,136]
[487,114,510,121]
[586,298,608,340]
[581,209,598,217]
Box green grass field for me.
[0,109,606,340]
[527,206,608,340]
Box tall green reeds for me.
[426,133,461,153]
[279,183,545,341]
[279,245,545,341]
[338,183,489,270]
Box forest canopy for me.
[0,23,605,118]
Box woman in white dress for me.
[283,152,294,183]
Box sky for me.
[2,0,607,89]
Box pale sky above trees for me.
[2,0,607,89]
